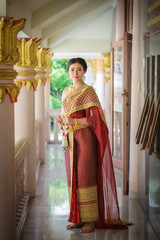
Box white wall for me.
[7,1,32,37]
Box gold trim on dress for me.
[64,85,90,103]
[77,185,98,222]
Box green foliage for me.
[50,95,62,109]
[50,59,72,109]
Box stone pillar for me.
[129,0,145,199]
[14,38,41,198]
[35,48,47,163]
[44,51,53,142]
[0,17,25,240]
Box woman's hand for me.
[61,116,74,126]
[55,115,63,125]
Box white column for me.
[115,0,125,41]
[15,86,36,198]
[129,0,145,199]
[0,0,6,15]
[96,72,105,110]
[0,96,16,240]
[44,81,50,142]
[35,84,45,163]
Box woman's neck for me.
[72,80,84,90]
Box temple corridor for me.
[20,144,158,240]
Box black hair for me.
[67,57,87,72]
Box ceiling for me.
[7,0,116,58]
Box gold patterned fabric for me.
[77,186,98,222]
[63,85,101,223]
[63,85,127,228]
[74,126,99,222]
[64,86,100,114]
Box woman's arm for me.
[62,116,87,126]
[62,107,97,126]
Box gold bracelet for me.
[75,118,78,127]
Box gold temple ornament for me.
[14,38,42,91]
[0,17,26,103]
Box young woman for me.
[55,58,125,234]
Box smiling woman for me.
[55,57,129,234]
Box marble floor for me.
[20,144,159,240]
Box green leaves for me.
[50,59,72,109]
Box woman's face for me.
[68,63,86,82]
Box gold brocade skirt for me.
[67,126,99,222]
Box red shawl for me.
[63,85,126,228]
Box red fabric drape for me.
[65,107,127,228]
[86,106,123,228]
[63,86,129,229]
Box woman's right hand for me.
[55,115,63,125]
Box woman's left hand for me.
[62,116,74,126]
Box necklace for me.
[71,82,85,91]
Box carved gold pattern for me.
[87,58,105,75]
[0,69,17,79]
[0,17,25,103]
[86,59,97,76]
[14,38,42,91]
[16,38,41,67]
[35,48,48,86]
[45,52,53,69]
[0,17,26,64]
[14,79,38,91]
[45,51,53,82]
[102,52,110,83]
[37,77,47,86]
[87,54,110,83]
[0,84,20,103]
[96,59,104,73]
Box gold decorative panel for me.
[0,17,26,103]
[14,38,42,91]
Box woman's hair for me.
[67,57,87,72]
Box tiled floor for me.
[20,144,159,240]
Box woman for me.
[55,58,125,234]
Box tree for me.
[50,59,72,109]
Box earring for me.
[83,75,86,81]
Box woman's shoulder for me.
[62,86,72,100]
[85,84,95,92]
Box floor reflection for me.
[20,144,159,240]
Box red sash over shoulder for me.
[63,85,127,228]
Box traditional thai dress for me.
[62,84,125,228]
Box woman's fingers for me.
[55,115,62,124]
